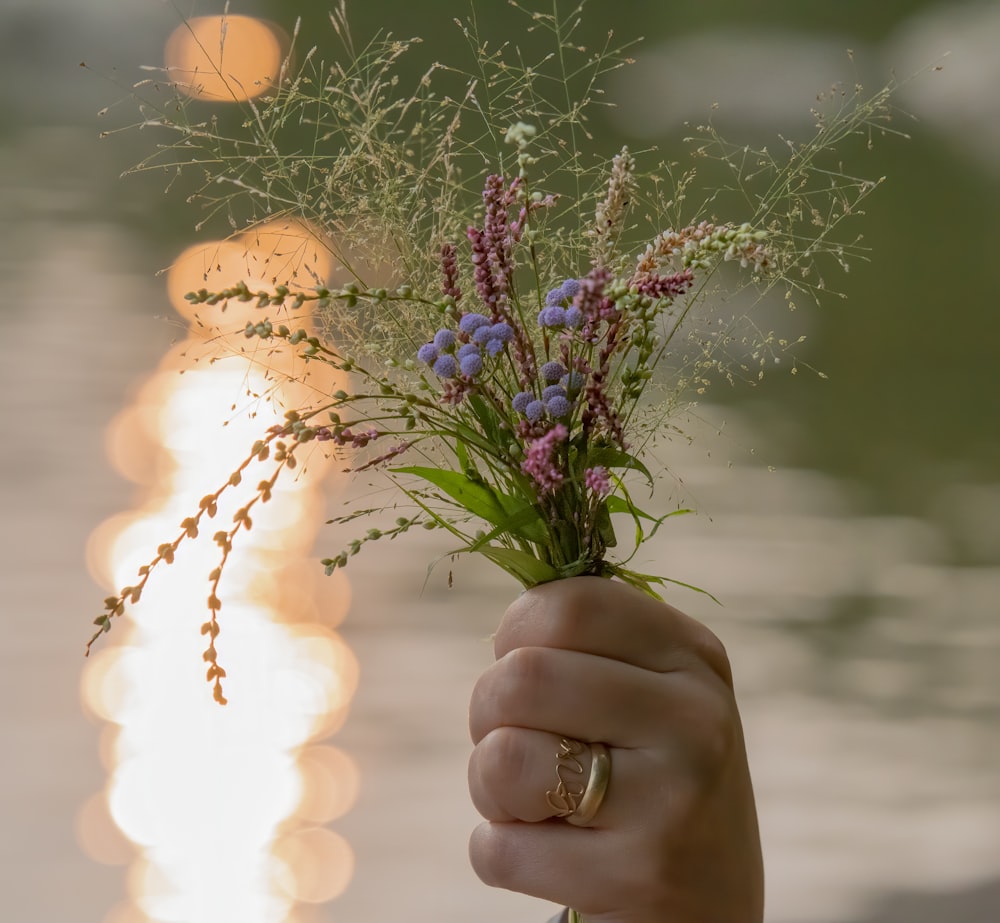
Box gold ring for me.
[544,738,612,825]
[545,737,587,817]
[566,742,611,826]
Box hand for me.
[467,577,764,923]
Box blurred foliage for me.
[148,0,1000,523]
[5,0,996,538]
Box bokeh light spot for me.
[76,791,135,867]
[164,16,284,102]
[273,827,354,904]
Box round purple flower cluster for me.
[544,278,582,306]
[540,360,566,383]
[538,279,584,329]
[417,313,513,378]
[512,383,573,421]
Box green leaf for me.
[471,545,560,586]
[594,501,617,548]
[394,465,507,521]
[467,395,506,446]
[392,466,547,543]
[465,505,549,551]
[452,421,503,459]
[586,446,655,487]
[605,495,693,540]
[607,565,722,605]
[657,575,721,605]
[453,435,470,471]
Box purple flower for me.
[512,391,534,413]
[561,370,585,395]
[460,353,483,377]
[525,399,546,422]
[485,338,506,356]
[542,385,567,402]
[489,322,514,343]
[434,328,456,351]
[459,312,490,334]
[540,361,566,383]
[432,354,458,378]
[417,343,438,365]
[561,279,582,300]
[544,286,566,307]
[472,324,494,345]
[440,242,462,302]
[565,306,584,328]
[457,343,481,360]
[545,279,581,307]
[545,395,572,418]
[538,306,567,328]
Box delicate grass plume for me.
[90,2,908,709]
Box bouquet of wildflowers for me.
[89,1,903,707]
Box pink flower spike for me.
[521,424,569,493]
[584,466,611,497]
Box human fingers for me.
[495,577,733,686]
[469,722,763,922]
[469,820,649,918]
[470,726,654,826]
[469,644,732,755]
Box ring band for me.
[566,742,610,826]
[545,738,587,817]
[545,737,612,826]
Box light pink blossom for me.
[521,424,569,492]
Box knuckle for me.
[494,596,529,658]
[468,734,508,820]
[471,647,554,740]
[690,623,734,687]
[468,823,517,889]
[468,670,495,743]
[495,576,602,655]
[688,690,740,776]
[543,580,599,644]
[702,701,739,767]
[477,726,529,790]
[498,644,552,697]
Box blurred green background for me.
[10,0,995,519]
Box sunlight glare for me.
[81,223,357,923]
